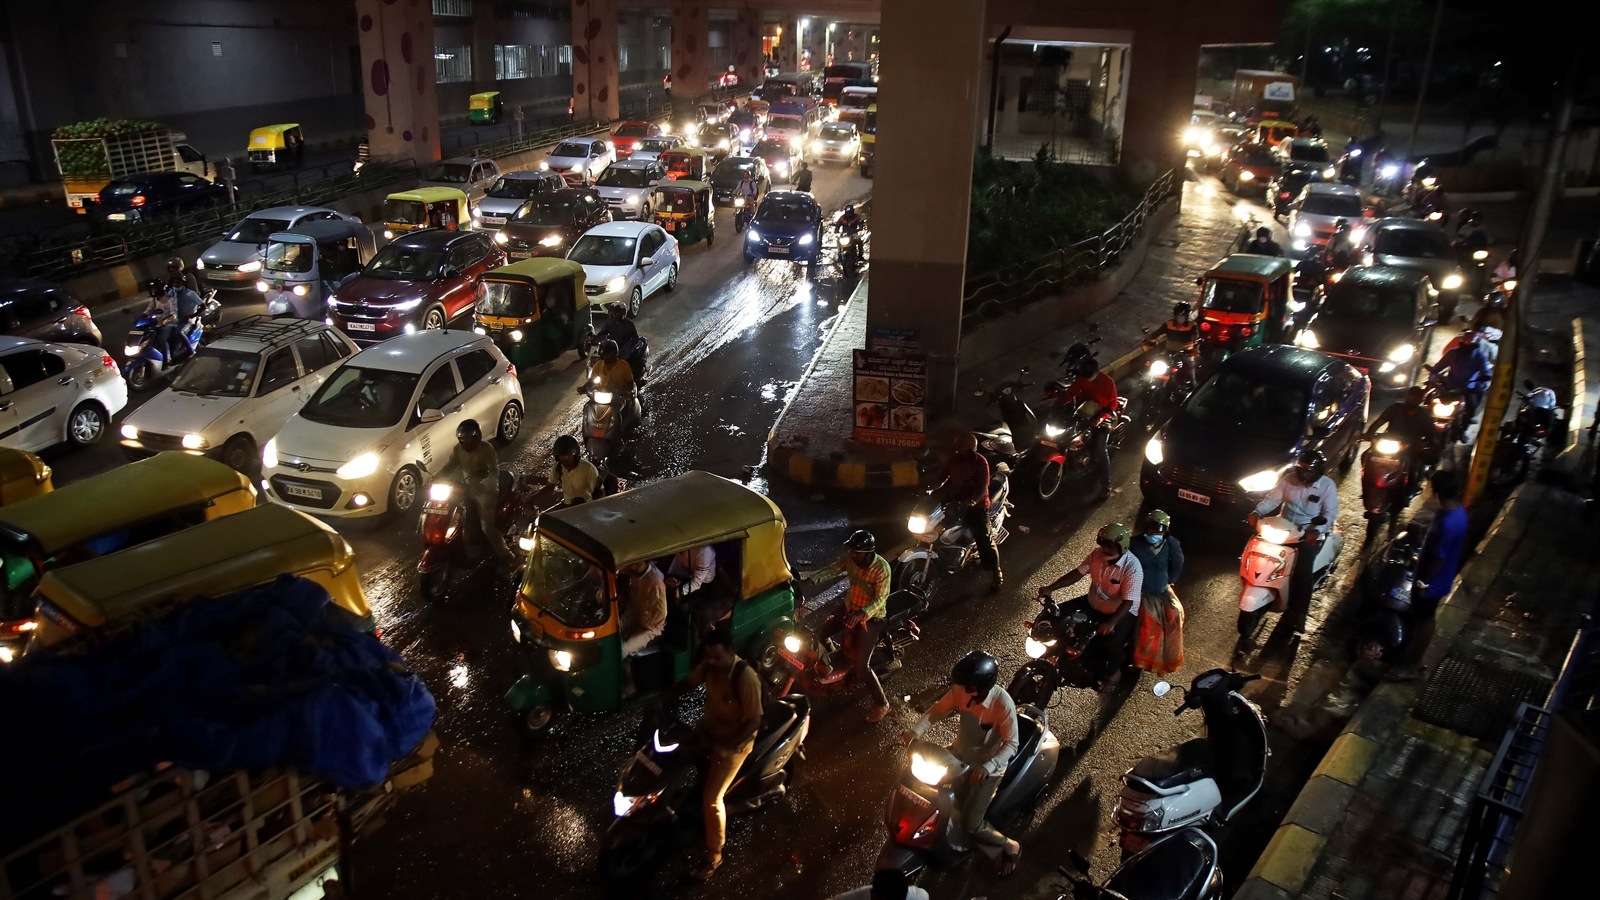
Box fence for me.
[960,167,1177,324]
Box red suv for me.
[326,229,504,344]
[610,121,662,158]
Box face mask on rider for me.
[1144,534,1164,546]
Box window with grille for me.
[432,0,472,17]
[557,45,572,75]
[496,45,532,80]
[435,46,472,83]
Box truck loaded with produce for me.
[51,118,210,213]
[0,576,436,900]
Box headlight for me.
[120,424,139,440]
[1149,359,1170,377]
[593,390,614,405]
[1387,344,1415,363]
[1381,163,1400,178]
[1293,222,1311,238]
[1348,148,1362,159]
[1321,167,1336,179]
[909,752,949,787]
[1472,249,1489,261]
[238,260,262,274]
[1259,522,1293,545]
[539,234,563,247]
[613,791,644,817]
[746,228,761,242]
[571,163,584,174]
[907,514,928,534]
[783,634,803,654]
[719,139,730,150]
[539,161,550,170]
[623,195,640,206]
[1144,437,1163,465]
[605,276,626,293]
[1441,273,1464,290]
[336,451,381,480]
[518,535,535,552]
[773,162,787,174]
[1328,270,1344,283]
[798,233,813,246]
[1044,424,1066,438]
[195,258,206,270]
[124,344,142,357]
[510,329,524,342]
[1375,438,1403,455]
[790,136,804,150]
[812,142,825,154]
[550,649,574,672]
[1503,279,1518,291]
[181,433,206,450]
[1238,468,1280,493]
[494,231,509,245]
[510,619,522,642]
[1183,126,1201,144]
[292,284,309,296]
[1433,400,1458,418]
[1296,330,1319,349]
[734,197,746,208]
[1238,170,1255,182]
[262,439,278,469]
[383,229,395,239]
[429,483,454,502]
[255,281,270,293]
[1427,211,1444,222]
[1024,636,1056,659]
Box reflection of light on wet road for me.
[449,663,470,690]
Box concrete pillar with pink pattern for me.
[571,0,620,122]
[730,1,763,90]
[670,0,710,100]
[355,0,441,165]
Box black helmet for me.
[166,256,185,272]
[950,650,999,695]
[456,419,483,442]
[844,529,876,553]
[1173,300,1194,320]
[1332,217,1350,231]
[1294,448,1327,479]
[1064,342,1096,378]
[553,434,581,458]
[146,278,166,298]
[605,300,628,318]
[597,339,619,360]
[1463,230,1489,251]
[843,203,856,215]
[1459,208,1482,227]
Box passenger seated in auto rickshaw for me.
[667,544,723,629]
[620,559,668,698]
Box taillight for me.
[1200,321,1213,332]
[100,353,117,370]
[506,362,516,376]
[71,306,91,318]
[1241,326,1254,337]
[130,195,146,207]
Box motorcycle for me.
[1235,514,1345,640]
[1055,828,1224,899]
[123,292,220,391]
[1005,591,1107,708]
[602,696,811,881]
[1490,380,1558,486]
[416,469,534,600]
[1354,528,1424,665]
[1336,145,1363,185]
[1112,669,1269,858]
[835,218,866,279]
[1413,187,1448,225]
[894,475,1012,594]
[1359,434,1429,542]
[584,328,650,381]
[973,369,1040,470]
[875,708,1061,879]
[1422,366,1470,444]
[1454,230,1492,297]
[1138,333,1197,431]
[1035,396,1133,500]
[771,587,929,697]
[582,384,644,467]
[733,195,753,233]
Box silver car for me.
[418,156,502,204]
[1288,183,1365,256]
[1365,218,1468,320]
[197,206,352,286]
[473,171,567,230]
[810,121,860,164]
[593,160,666,220]
[630,135,685,163]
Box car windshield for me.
[697,126,726,142]
[300,365,420,428]
[478,281,539,317]
[597,167,657,188]
[568,234,637,267]
[768,115,802,132]
[1300,194,1362,217]
[819,123,855,140]
[364,243,446,280]
[729,112,756,127]
[712,160,760,184]
[551,141,589,158]
[1375,227,1450,259]
[757,196,815,223]
[1203,277,1266,314]
[514,198,578,226]
[486,177,548,200]
[1184,371,1309,440]
[524,537,608,628]
[640,138,676,152]
[425,163,473,184]
[105,182,147,197]
[172,348,259,398]
[263,240,315,274]
[655,189,695,213]
[1238,146,1277,166]
[753,139,789,157]
[227,217,292,243]
[614,124,650,138]
[1324,284,1415,323]
[1287,143,1331,163]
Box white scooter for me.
[1235,514,1344,640]
[894,471,1011,594]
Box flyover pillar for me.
[671,0,711,100]
[355,0,441,164]
[868,0,987,413]
[775,17,800,72]
[571,0,621,121]
[730,1,765,91]
[1121,27,1200,179]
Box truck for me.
[50,118,211,213]
[1231,69,1301,119]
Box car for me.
[492,188,611,259]
[630,135,686,163]
[1194,123,1248,172]
[1294,266,1438,391]
[726,110,763,150]
[610,121,662,158]
[593,160,667,220]
[261,330,522,519]
[472,171,568,230]
[568,221,681,316]
[692,123,740,162]
[709,156,771,207]
[88,171,227,226]
[696,99,737,124]
[118,317,359,472]
[1288,183,1366,255]
[327,229,505,345]
[1364,218,1469,319]
[1267,166,1326,215]
[743,190,824,266]
[1184,111,1222,158]
[198,206,354,285]
[1277,137,1336,179]
[1140,345,1370,525]
[1220,142,1279,196]
[752,137,802,183]
[810,121,860,164]
[0,280,101,347]
[542,138,614,185]
[418,156,503,204]
[0,336,126,451]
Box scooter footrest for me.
[992,525,1010,544]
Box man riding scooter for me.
[578,338,643,432]
[1250,449,1338,614]
[836,203,866,272]
[548,434,600,506]
[1035,523,1145,693]
[1156,301,1201,393]
[148,280,203,366]
[592,301,647,378]
[433,419,518,576]
[1430,332,1493,440]
[1365,385,1439,497]
[1241,226,1284,257]
[806,529,893,723]
[734,169,760,231]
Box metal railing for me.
[960,168,1177,324]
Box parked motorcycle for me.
[894,476,1012,594]
[1354,528,1424,664]
[1005,591,1106,708]
[1112,669,1268,859]
[1490,380,1558,486]
[875,708,1060,879]
[771,587,928,697]
[416,469,533,600]
[1235,514,1345,640]
[1055,828,1224,899]
[123,292,220,391]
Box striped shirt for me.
[818,553,891,621]
[1075,548,1145,616]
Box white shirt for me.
[1075,548,1144,616]
[668,545,716,593]
[911,683,1019,777]
[1255,474,1339,538]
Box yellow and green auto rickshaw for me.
[0,448,52,507]
[651,180,715,247]
[505,471,796,732]
[469,91,505,124]
[474,258,589,369]
[381,187,470,239]
[1195,253,1298,361]
[659,146,713,183]
[247,123,306,171]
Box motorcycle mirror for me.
[1152,681,1173,697]
[1522,378,1535,390]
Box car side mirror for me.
[418,408,444,424]
[639,256,655,268]
[442,266,462,279]
[1194,275,1204,286]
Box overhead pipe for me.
[985,25,1012,154]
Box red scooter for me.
[417,469,533,600]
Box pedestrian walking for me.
[216,157,237,206]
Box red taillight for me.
[130,195,146,207]
[1241,326,1254,337]
[506,362,516,376]
[374,626,383,640]
[71,306,91,318]
[1199,321,1213,332]
[100,354,117,370]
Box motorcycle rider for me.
[1430,331,1493,439]
[1241,226,1284,257]
[1054,343,1119,501]
[1365,385,1439,492]
[592,300,644,375]
[929,432,1003,592]
[433,419,517,575]
[1491,248,1519,291]
[735,168,760,213]
[1156,301,1201,391]
[903,651,1023,876]
[578,339,642,434]
[806,529,892,723]
[793,159,814,193]
[836,203,865,267]
[166,257,200,296]
[1129,510,1185,675]
[548,435,599,505]
[1321,217,1358,274]
[1036,523,1144,692]
[1385,470,1469,681]
[1250,449,1338,615]
[147,280,201,364]
[1338,137,1363,184]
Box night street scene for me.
[1,1,1597,899]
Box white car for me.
[630,135,685,163]
[567,221,680,316]
[593,160,667,220]
[418,156,503,205]
[810,121,861,164]
[1289,183,1366,255]
[119,317,359,472]
[262,330,522,518]
[197,206,353,286]
[541,138,614,186]
[0,336,126,451]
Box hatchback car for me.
[198,206,353,285]
[262,330,522,518]
[472,171,567,230]
[630,135,686,163]
[752,138,802,183]
[1364,218,1467,320]
[1295,266,1437,391]
[542,138,614,185]
[692,123,740,162]
[709,157,771,207]
[418,156,502,204]
[0,336,125,451]
[811,121,861,164]
[744,191,824,265]
[119,317,359,472]
[0,280,100,347]
[1221,142,1280,196]
[327,229,505,344]
[1140,345,1369,525]
[493,188,611,259]
[569,221,681,315]
[593,160,667,220]
[1277,138,1335,179]
[610,121,662,158]
[1289,183,1366,255]
[89,171,227,226]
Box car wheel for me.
[496,402,523,444]
[221,435,258,475]
[390,466,423,515]
[66,402,107,448]
[628,286,643,317]
[423,307,447,330]
[665,263,679,292]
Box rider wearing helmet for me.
[1242,226,1284,257]
[1157,302,1201,391]
[1251,449,1339,611]
[837,202,863,233]
[548,434,600,505]
[930,432,1003,591]
[1130,510,1186,675]
[1037,523,1145,692]
[905,650,1022,875]
[593,300,643,374]
[1054,344,1119,500]
[808,529,892,722]
[166,257,200,295]
[1366,385,1439,490]
[1322,217,1357,272]
[582,338,637,396]
[435,419,517,572]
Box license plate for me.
[769,246,789,255]
[283,484,325,500]
[107,213,127,221]
[1177,488,1211,506]
[346,321,376,332]
[206,271,232,281]
[509,250,531,259]
[482,216,505,225]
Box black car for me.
[710,157,771,207]
[0,279,101,346]
[1268,166,1326,218]
[1140,345,1370,525]
[744,190,823,265]
[89,170,228,226]
[752,138,802,184]
[1296,266,1438,392]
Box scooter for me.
[1336,145,1363,185]
[875,707,1060,879]
[1138,336,1197,432]
[1235,514,1344,640]
[894,475,1012,594]
[123,298,218,391]
[1489,380,1558,486]
[416,469,534,601]
[601,695,811,880]
[1359,434,1429,543]
[1112,669,1268,859]
[1055,828,1224,899]
[1005,591,1107,708]
[582,384,644,467]
[1354,528,1424,664]
[972,369,1040,471]
[583,328,650,381]
[771,587,929,697]
[733,195,754,233]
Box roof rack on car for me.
[205,315,330,351]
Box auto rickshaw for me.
[259,218,379,318]
[659,146,713,182]
[247,123,306,171]
[505,471,796,731]
[382,187,470,239]
[470,91,504,124]
[474,258,588,369]
[651,180,715,247]
[0,449,52,507]
[1195,254,1297,361]
[24,503,372,655]
[1256,119,1299,148]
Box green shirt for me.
[439,441,498,487]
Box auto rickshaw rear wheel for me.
[523,703,556,733]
